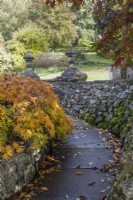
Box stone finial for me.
[23,50,35,68]
[22,51,40,79]
[54,45,88,82]
[65,45,77,65]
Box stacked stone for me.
[49,80,133,119]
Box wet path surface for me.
[33,119,115,200]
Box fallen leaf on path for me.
[101,178,106,183]
[99,195,107,200]
[74,152,82,157]
[100,190,106,193]
[62,156,65,159]
[88,181,96,186]
[41,187,48,191]
[75,170,84,175]
[76,165,81,169]
[76,196,87,200]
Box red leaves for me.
[94,0,133,67]
[35,0,84,9]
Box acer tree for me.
[93,0,133,67]
[0,75,73,159]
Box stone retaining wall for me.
[0,146,50,199]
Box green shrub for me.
[8,23,49,69]
[0,75,73,159]
[77,37,94,50]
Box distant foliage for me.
[77,36,94,50]
[73,0,96,42]
[0,0,30,40]
[0,34,12,73]
[8,24,49,69]
[0,75,73,159]
[29,2,77,50]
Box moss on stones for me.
[98,122,108,129]
[85,114,96,125]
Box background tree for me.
[29,2,77,50]
[74,0,95,41]
[8,23,49,69]
[93,0,133,66]
[0,0,30,40]
[72,0,96,52]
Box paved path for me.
[33,119,114,200]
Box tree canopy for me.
[94,0,133,66]
[0,0,30,40]
[0,0,132,71]
[29,2,77,50]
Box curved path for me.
[33,119,115,200]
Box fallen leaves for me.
[8,153,60,200]
[100,189,106,193]
[99,195,107,200]
[98,128,122,173]
[65,194,69,199]
[74,151,82,158]
[75,170,84,175]
[88,181,96,186]
[40,187,48,191]
[76,165,81,169]
[101,178,106,183]
[76,196,87,200]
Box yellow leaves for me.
[2,145,14,159]
[2,153,10,160]
[20,129,33,141]
[0,74,73,160]
[0,146,4,153]
[6,145,14,155]
[2,143,24,159]
[12,142,24,153]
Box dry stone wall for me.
[0,147,50,199]
[50,80,133,118]
[49,79,133,200]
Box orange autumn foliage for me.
[0,74,73,159]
